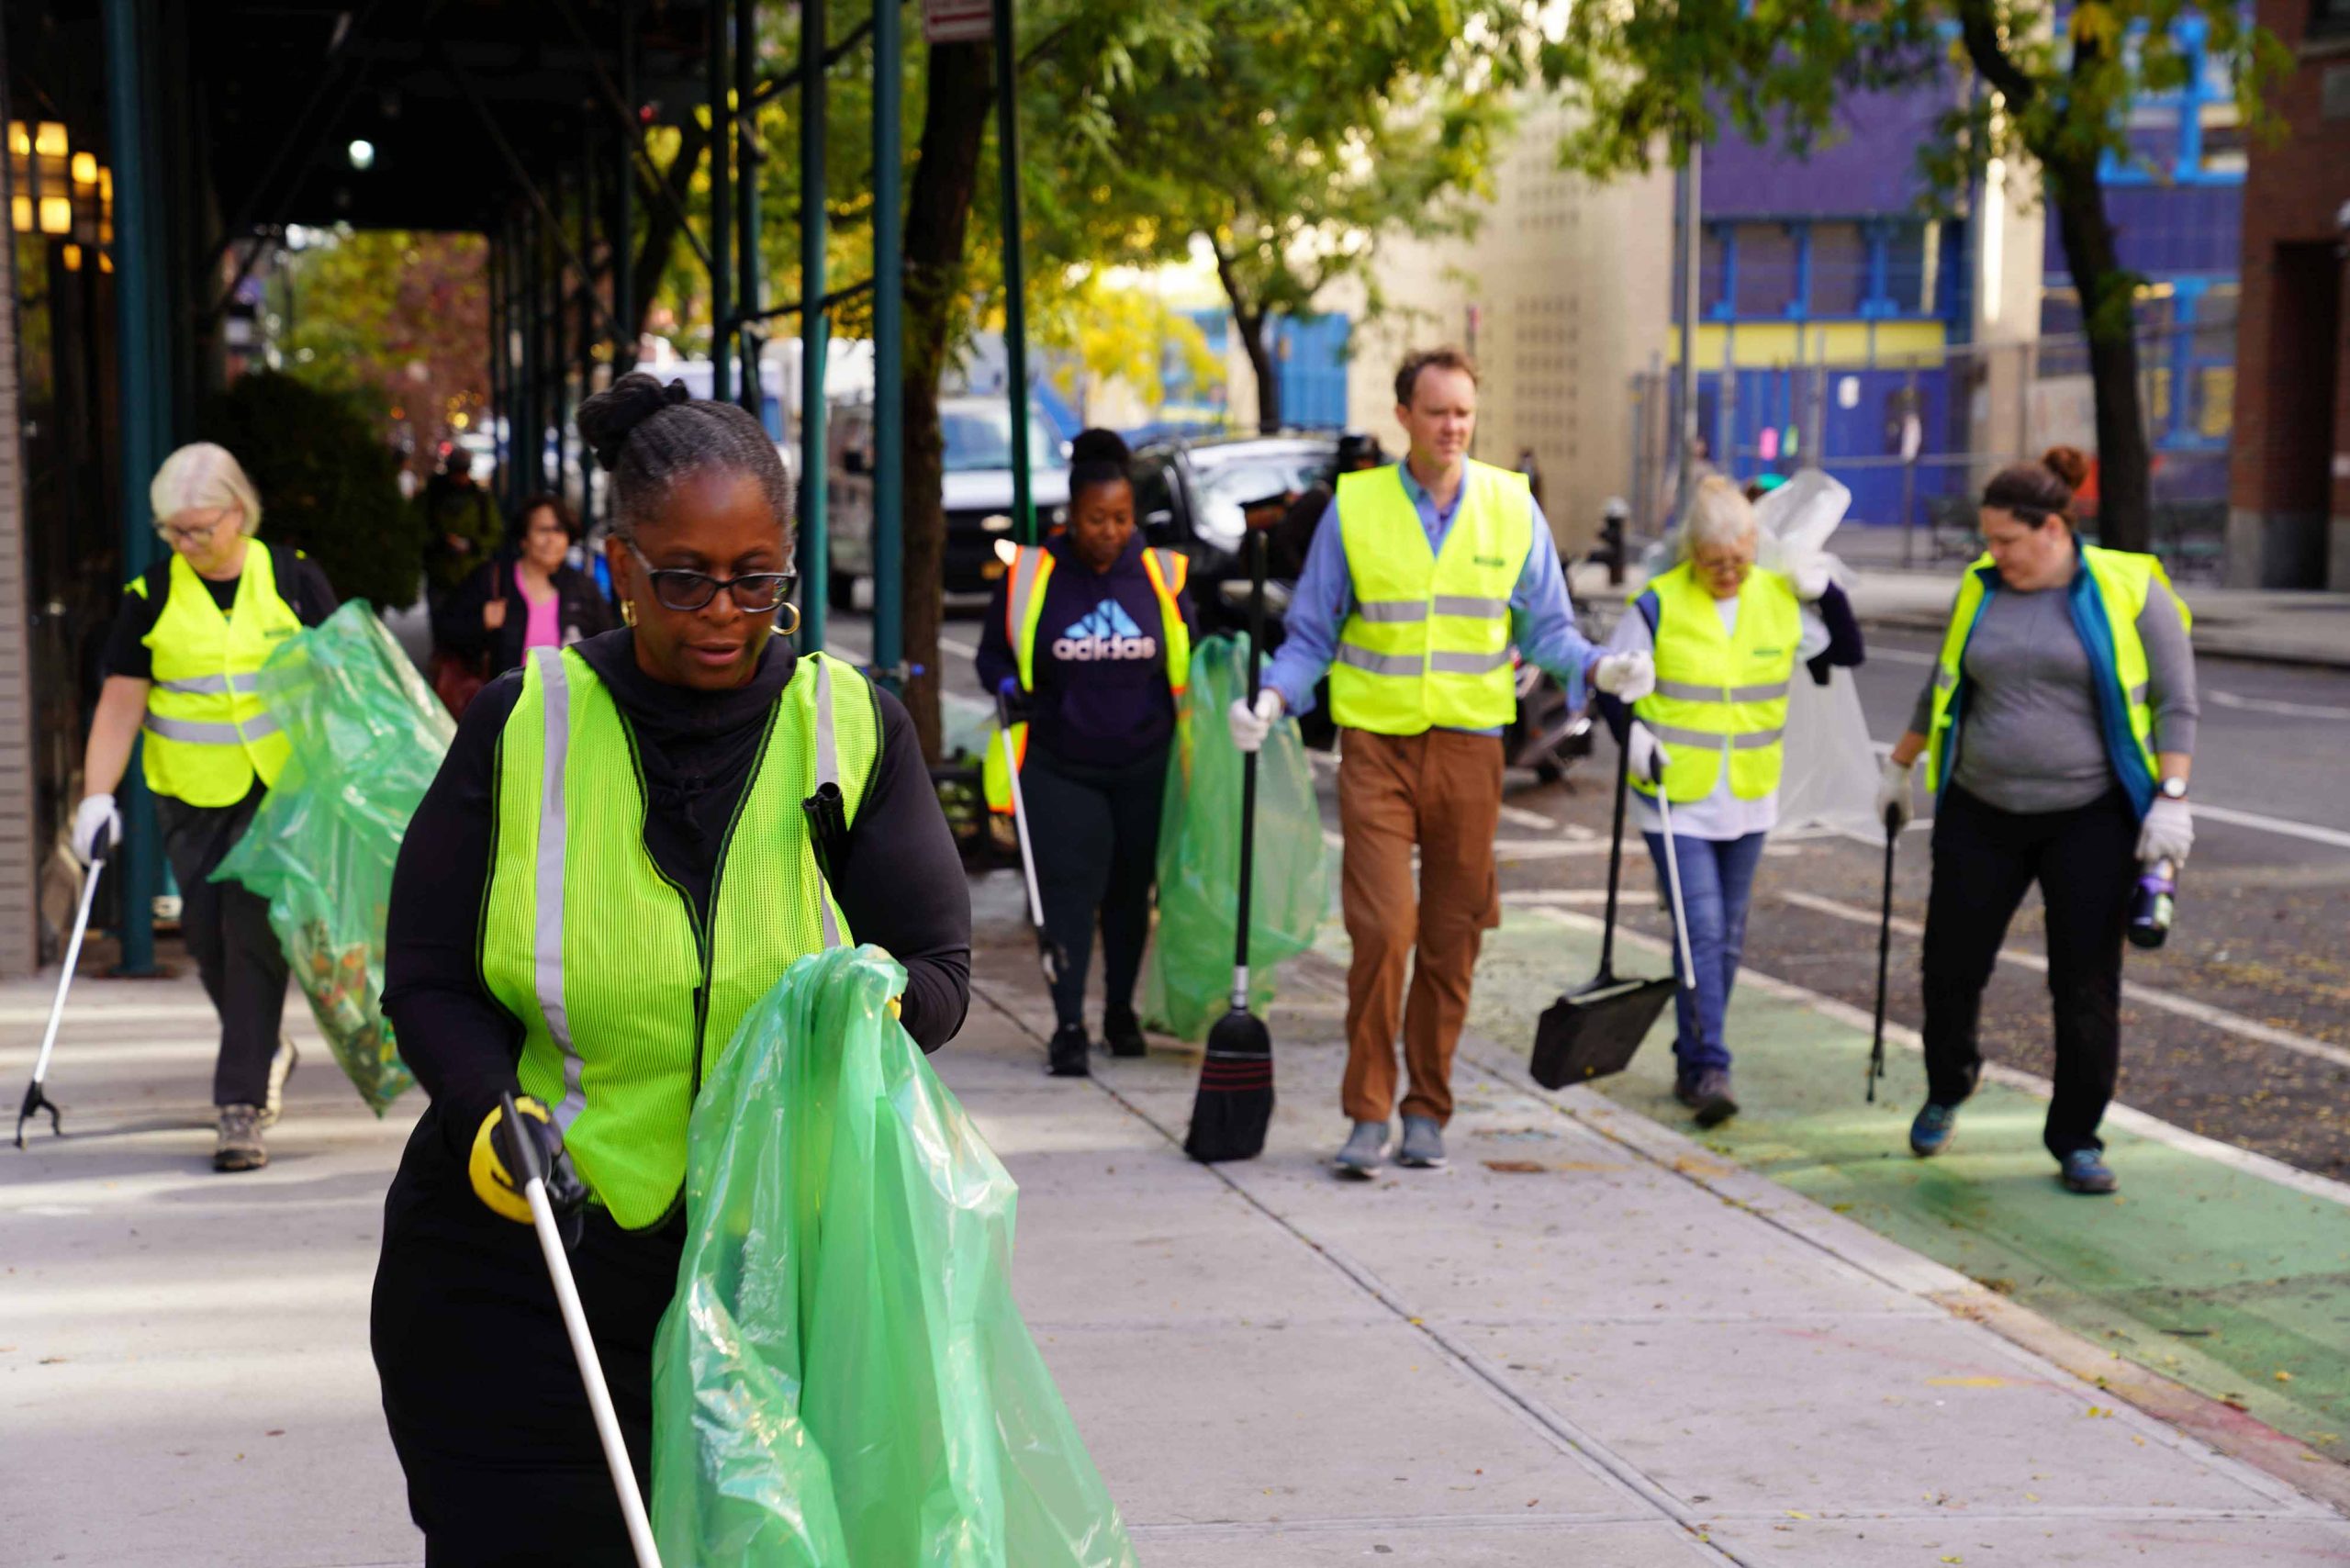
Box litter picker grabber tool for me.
[16,840,106,1148]
[1866,803,1899,1103]
[498,1092,663,1568]
[1186,530,1276,1163]
[1651,786,1699,991]
[995,691,1068,992]
[1530,731,1677,1089]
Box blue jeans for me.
[1639,829,1768,1080]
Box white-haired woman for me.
[75,442,340,1171]
[1596,476,1863,1126]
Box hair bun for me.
[1067,428,1130,467]
[576,372,693,472]
[2040,444,2090,494]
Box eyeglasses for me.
[624,538,794,612]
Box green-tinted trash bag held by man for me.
[651,943,1138,1568]
[213,601,450,1113]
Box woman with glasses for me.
[370,375,972,1563]
[73,442,339,1171]
[1598,476,1862,1127]
[428,493,616,710]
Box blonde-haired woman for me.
[76,442,339,1171]
[1597,476,1863,1126]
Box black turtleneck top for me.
[383,629,972,1157]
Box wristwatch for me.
[2157,777,2188,801]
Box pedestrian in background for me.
[416,444,502,605]
[72,442,338,1170]
[1599,476,1863,1126]
[1879,446,2197,1195]
[1233,347,1652,1177]
[978,430,1194,1076]
[1267,431,1382,582]
[429,494,616,712]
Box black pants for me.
[156,785,289,1108]
[1921,784,2136,1159]
[1022,740,1169,1030]
[373,1106,681,1567]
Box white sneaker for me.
[260,1035,299,1128]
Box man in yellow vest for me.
[73,442,339,1171]
[1230,347,1654,1177]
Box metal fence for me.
[1625,311,2236,579]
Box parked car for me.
[1129,432,1339,581]
[826,396,1069,609]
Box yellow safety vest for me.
[1327,460,1530,734]
[1925,544,2188,820]
[982,543,1190,813]
[136,546,303,807]
[1629,563,1803,802]
[480,647,878,1229]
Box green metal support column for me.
[734,0,762,420]
[487,231,506,505]
[870,0,901,683]
[103,0,160,973]
[615,0,638,375]
[798,0,828,653]
[576,146,598,523]
[990,0,1035,544]
[550,165,571,505]
[708,0,733,406]
[521,205,544,496]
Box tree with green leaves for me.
[1539,0,2288,554]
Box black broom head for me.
[1186,1005,1273,1163]
[1529,976,1675,1091]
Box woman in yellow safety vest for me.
[976,429,1193,1077]
[1600,476,1863,1128]
[1878,447,2197,1196]
[74,442,339,1172]
[369,375,971,1564]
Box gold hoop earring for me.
[775,601,801,639]
[621,599,638,627]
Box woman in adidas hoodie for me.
[978,430,1196,1075]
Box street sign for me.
[923,0,991,43]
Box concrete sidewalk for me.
[4,935,2347,1565]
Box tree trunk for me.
[2049,164,2151,553]
[628,121,709,345]
[900,40,995,763]
[1214,250,1281,432]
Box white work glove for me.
[1226,688,1284,755]
[1626,722,1671,786]
[2136,796,2193,867]
[1592,651,1655,701]
[1875,757,1914,834]
[71,793,120,866]
[1779,541,1834,600]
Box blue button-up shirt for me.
[1263,464,1598,731]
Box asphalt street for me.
[833,601,2350,1183]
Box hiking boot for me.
[260,1034,299,1128]
[1673,1074,1702,1109]
[1909,1102,1960,1159]
[1102,1006,1147,1059]
[1333,1120,1388,1179]
[214,1104,267,1172]
[2059,1148,2119,1194]
[1690,1070,1739,1129]
[1396,1114,1448,1169]
[1046,1024,1091,1079]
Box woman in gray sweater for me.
[1876,447,2196,1195]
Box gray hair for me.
[151,442,262,537]
[1678,475,1758,561]
[575,373,794,550]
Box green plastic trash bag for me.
[652,944,1137,1568]
[213,602,453,1113]
[1141,633,1328,1042]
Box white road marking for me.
[1498,803,1558,831]
[2208,689,2350,722]
[1501,889,1614,905]
[1523,904,2350,1210]
[1778,889,2350,1072]
[938,633,981,659]
[2195,802,2350,851]
[1865,645,1939,667]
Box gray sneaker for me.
[1333,1120,1389,1179]
[1396,1114,1447,1169]
[260,1034,299,1128]
[214,1104,267,1172]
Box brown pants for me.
[1336,727,1503,1126]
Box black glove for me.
[470,1095,589,1245]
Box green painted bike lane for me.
[1318,908,2350,1457]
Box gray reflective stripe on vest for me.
[1428,648,1510,676]
[154,672,256,697]
[1353,599,1427,623]
[2129,681,2148,705]
[1654,678,1791,703]
[1336,644,1422,677]
[1006,546,1048,651]
[1431,594,1508,618]
[1934,665,1957,691]
[1731,726,1785,749]
[1646,722,1785,751]
[529,648,588,1133]
[813,657,844,950]
[142,711,281,745]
